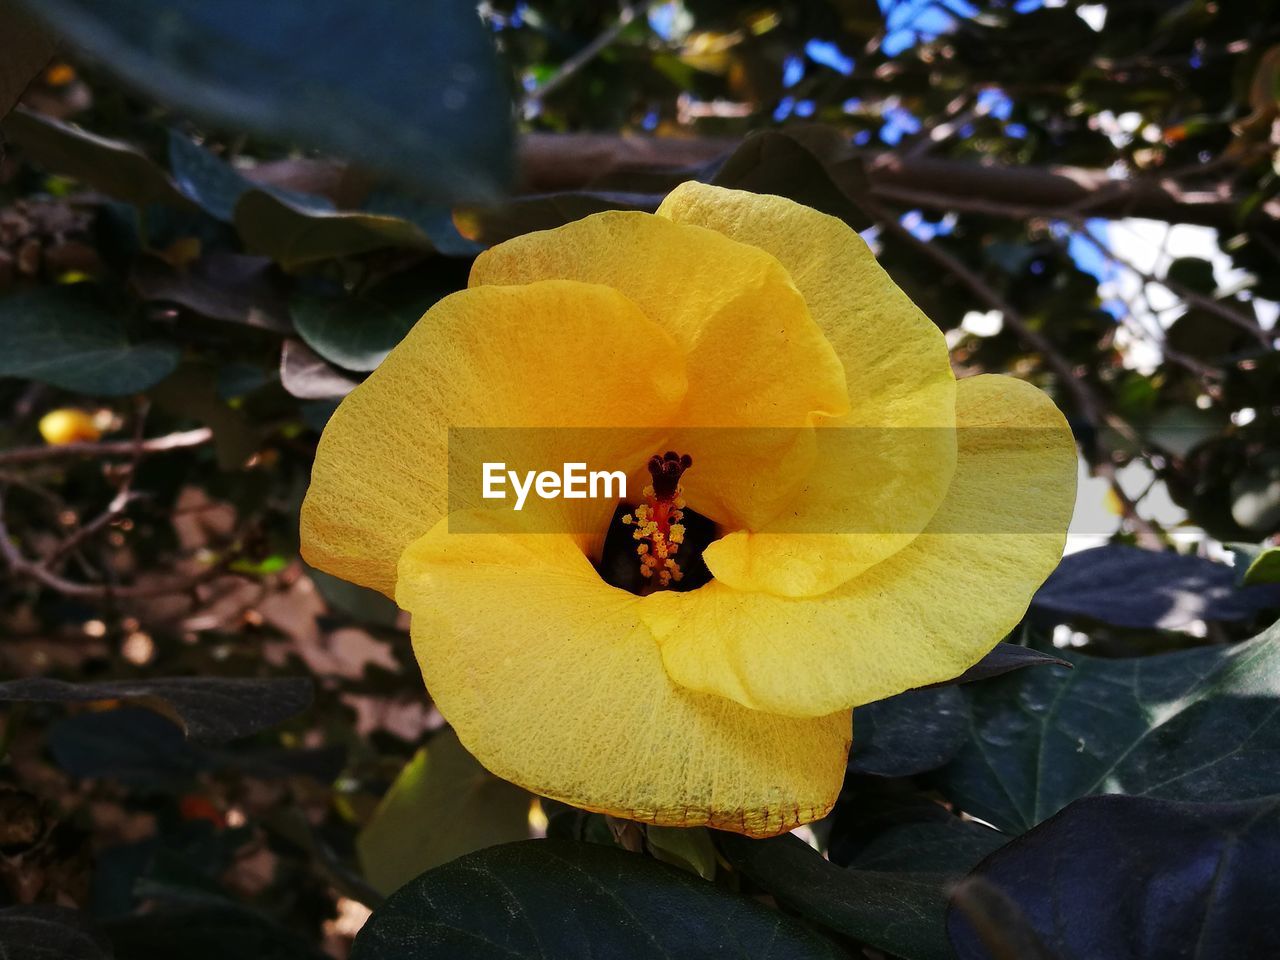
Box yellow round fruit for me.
[38,409,102,445]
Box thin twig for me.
[0,488,235,601]
[0,427,212,468]
[865,195,1103,426]
[1070,220,1273,348]
[520,4,639,113]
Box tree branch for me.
[0,427,213,468]
[518,133,1277,230]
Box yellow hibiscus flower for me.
[300,183,1077,838]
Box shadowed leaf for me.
[351,840,846,959]
[1031,545,1280,628]
[938,620,1280,832]
[947,795,1280,960]
[16,0,514,200]
[720,818,1004,960]
[0,285,179,395]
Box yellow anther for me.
[669,524,685,544]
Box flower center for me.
[596,451,715,595]
[621,452,693,588]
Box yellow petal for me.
[659,182,958,596]
[469,210,849,529]
[642,374,1077,718]
[396,513,851,838]
[300,280,687,596]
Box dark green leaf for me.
[1,107,191,207]
[850,686,970,777]
[356,729,530,896]
[1031,545,1280,628]
[167,131,327,223]
[0,675,312,742]
[0,286,179,395]
[235,190,434,268]
[49,708,204,787]
[0,906,111,960]
[937,621,1280,833]
[945,643,1072,685]
[291,275,440,372]
[947,796,1280,960]
[19,0,514,200]
[351,839,846,960]
[0,1,55,119]
[711,127,872,229]
[720,818,1004,960]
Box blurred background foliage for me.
[2,1,1280,958]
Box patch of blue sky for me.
[880,104,922,144]
[773,97,795,122]
[805,39,854,75]
[876,0,980,54]
[842,97,863,113]
[1006,122,1028,138]
[487,1,527,30]
[783,55,805,88]
[976,88,1013,121]
[642,109,659,131]
[901,209,956,241]
[648,2,679,40]
[794,100,816,118]
[1066,219,1117,285]
[854,129,874,145]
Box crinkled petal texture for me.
[469,210,851,532]
[657,183,959,597]
[639,375,1078,718]
[300,280,687,596]
[396,515,851,838]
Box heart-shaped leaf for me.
[350,840,845,960]
[0,286,179,395]
[937,620,1280,832]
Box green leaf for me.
[167,131,328,223]
[0,906,111,960]
[947,795,1280,960]
[1,107,191,208]
[720,818,1004,960]
[351,840,846,960]
[0,1,55,119]
[1244,546,1280,586]
[646,825,719,880]
[849,686,970,777]
[938,621,1280,833]
[235,190,434,268]
[712,127,872,230]
[19,0,515,200]
[356,729,531,896]
[0,676,313,743]
[292,275,441,372]
[0,286,180,395]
